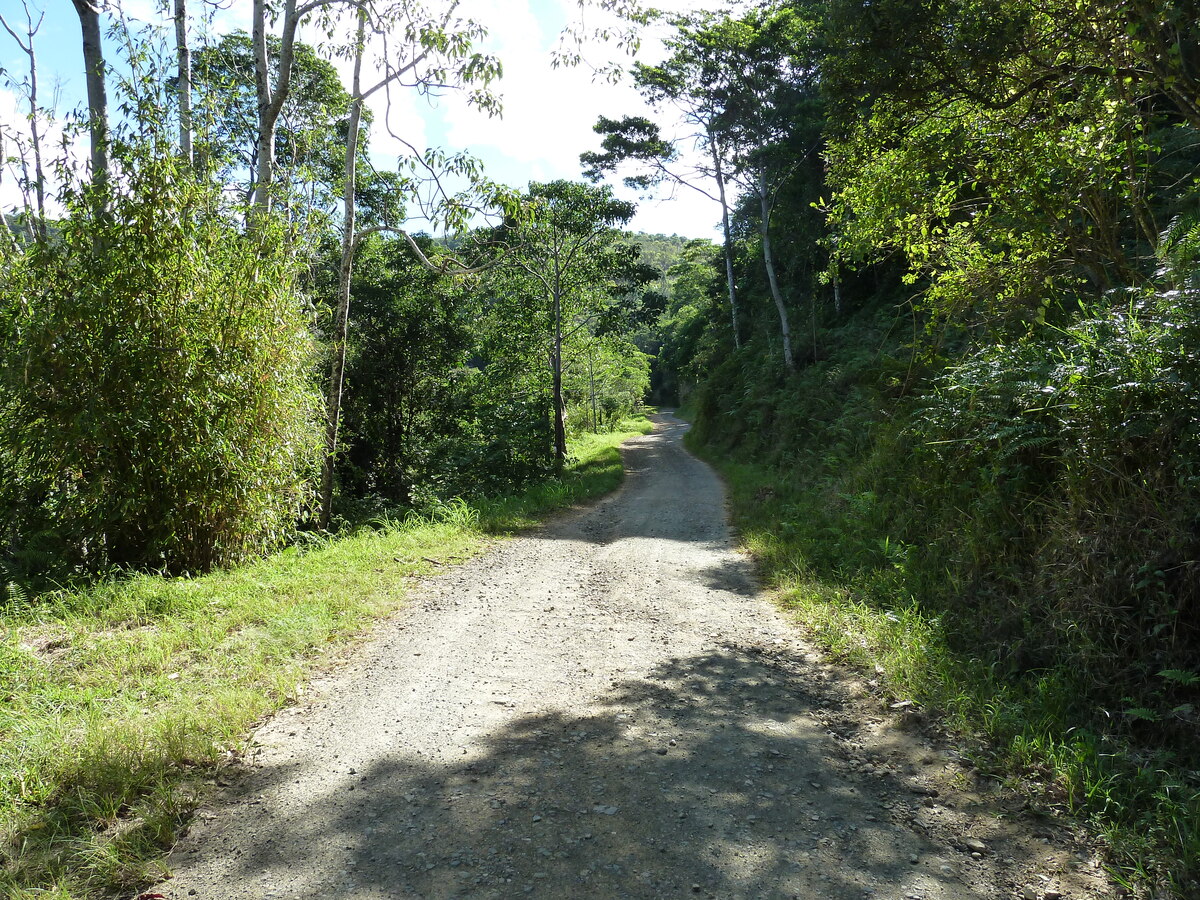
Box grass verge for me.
[690,443,1199,898]
[0,418,653,899]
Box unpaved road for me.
[161,414,1118,900]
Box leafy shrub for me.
[0,148,322,576]
[910,292,1200,690]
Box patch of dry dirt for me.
[157,414,1118,900]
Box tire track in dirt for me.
[159,413,1117,900]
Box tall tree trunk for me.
[70,0,108,200]
[709,134,740,348]
[26,26,45,236]
[251,0,300,212]
[758,173,794,370]
[0,4,46,237]
[175,0,192,164]
[551,281,567,469]
[589,351,598,433]
[319,9,366,529]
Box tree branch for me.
[353,225,501,274]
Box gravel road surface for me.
[160,414,1117,900]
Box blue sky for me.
[0,0,723,238]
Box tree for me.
[316,0,503,526]
[582,28,744,349]
[71,0,109,199]
[0,2,47,236]
[338,233,474,502]
[175,0,192,163]
[822,0,1186,336]
[583,4,824,369]
[711,4,825,371]
[251,0,305,211]
[500,180,645,468]
[654,238,723,404]
[193,31,363,211]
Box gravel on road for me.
[159,413,1117,900]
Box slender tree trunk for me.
[552,280,567,469]
[758,173,794,370]
[27,31,45,235]
[71,0,108,200]
[589,351,597,433]
[175,0,192,164]
[811,289,818,363]
[252,0,275,210]
[319,9,366,529]
[0,5,46,237]
[710,135,740,349]
[251,0,300,212]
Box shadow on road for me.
[209,644,1028,899]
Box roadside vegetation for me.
[0,418,650,899]
[0,5,658,896]
[4,0,1199,896]
[578,2,1200,895]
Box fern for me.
[1158,669,1200,688]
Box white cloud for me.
[0,85,83,218]
[442,14,646,166]
[3,0,731,236]
[416,0,729,237]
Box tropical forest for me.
[1,1,1198,898]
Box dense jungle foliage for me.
[3,0,1200,893]
[0,3,656,580]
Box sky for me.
[0,0,724,238]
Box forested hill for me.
[1,0,1198,894]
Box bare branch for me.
[354,224,502,274]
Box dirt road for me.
[161,414,1116,900]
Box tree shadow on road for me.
[197,644,1044,899]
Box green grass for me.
[692,444,1199,899]
[0,419,652,899]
